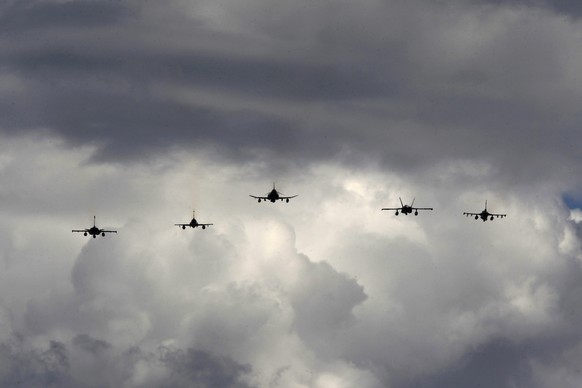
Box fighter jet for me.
[175,210,213,230]
[72,216,117,238]
[463,200,506,221]
[381,197,433,216]
[250,183,297,203]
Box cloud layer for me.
[1,0,582,387]
[0,0,581,181]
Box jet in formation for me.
[382,197,433,216]
[250,183,298,203]
[175,210,213,230]
[72,216,117,238]
[463,201,506,221]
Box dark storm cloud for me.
[0,334,255,387]
[473,0,582,18]
[549,0,582,18]
[1,0,581,179]
[0,86,297,161]
[4,48,391,102]
[161,347,254,388]
[413,329,582,388]
[0,0,577,185]
[0,336,75,388]
[0,31,395,163]
[416,338,536,388]
[0,0,132,32]
[72,334,111,355]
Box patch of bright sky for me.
[563,193,582,210]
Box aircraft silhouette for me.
[250,183,297,203]
[72,216,117,238]
[382,197,433,216]
[463,201,506,221]
[175,210,213,230]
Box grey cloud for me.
[297,178,582,387]
[416,338,535,388]
[290,255,367,354]
[3,47,390,102]
[414,331,582,388]
[548,1,582,18]
[0,88,298,163]
[529,339,582,387]
[0,336,76,388]
[0,43,394,165]
[2,1,582,386]
[471,0,582,18]
[0,334,255,388]
[21,209,373,385]
[2,140,582,387]
[0,0,133,33]
[160,347,254,388]
[72,334,112,356]
[2,0,580,182]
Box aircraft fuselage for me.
[253,184,295,203]
[179,218,207,229]
[267,190,279,202]
[465,201,506,222]
[86,226,105,238]
[395,205,420,216]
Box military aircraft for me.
[175,210,213,230]
[250,183,297,203]
[72,216,117,238]
[463,201,506,221]
[381,197,433,216]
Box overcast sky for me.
[1,0,582,387]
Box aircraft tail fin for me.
[411,197,416,207]
[93,215,96,227]
[265,182,276,196]
[399,197,404,207]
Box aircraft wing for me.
[199,223,213,227]
[72,229,88,233]
[381,207,401,211]
[463,212,479,216]
[413,207,433,211]
[175,223,189,227]
[489,213,507,218]
[279,195,298,200]
[101,230,117,234]
[249,195,268,200]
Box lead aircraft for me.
[175,210,213,230]
[250,183,297,203]
[72,216,117,238]
[463,201,506,221]
[382,197,433,216]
